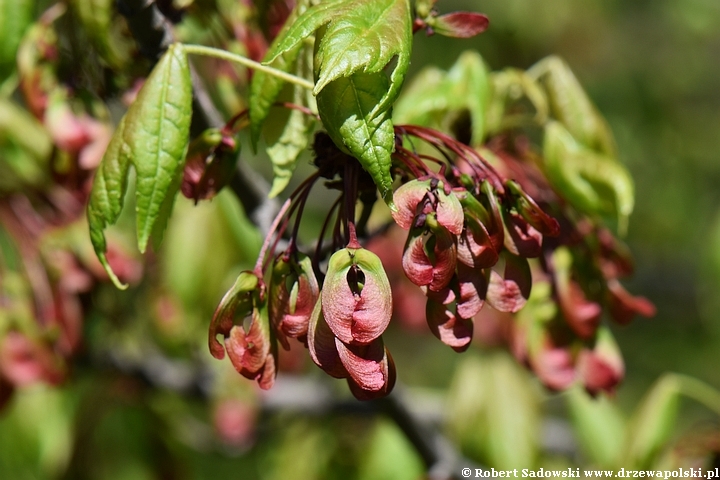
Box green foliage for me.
[0,0,33,82]
[88,44,192,287]
[543,121,634,232]
[316,71,396,205]
[394,51,491,147]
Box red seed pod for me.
[269,254,320,346]
[209,271,277,389]
[402,220,457,292]
[486,252,532,313]
[430,12,489,39]
[426,298,473,352]
[322,248,392,345]
[577,327,625,395]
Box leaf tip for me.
[98,252,129,290]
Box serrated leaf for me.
[87,116,132,289]
[543,121,634,233]
[0,0,33,82]
[126,43,192,253]
[267,108,314,197]
[531,56,616,156]
[265,0,412,116]
[266,51,315,198]
[248,1,309,149]
[69,0,129,68]
[87,44,192,287]
[313,0,411,114]
[317,71,395,206]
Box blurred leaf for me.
[317,71,395,206]
[394,51,491,146]
[69,0,129,68]
[357,418,424,480]
[530,56,616,156]
[567,387,626,467]
[624,374,682,468]
[162,191,261,317]
[485,68,548,135]
[0,0,33,83]
[543,121,634,233]
[88,43,192,286]
[447,352,540,470]
[431,12,490,39]
[0,386,73,478]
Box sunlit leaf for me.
[87,44,192,287]
[265,0,412,115]
[317,71,395,205]
[313,0,411,114]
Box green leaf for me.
[485,68,548,135]
[531,56,616,156]
[394,51,491,147]
[248,1,309,149]
[87,116,132,289]
[265,0,412,115]
[447,352,540,470]
[266,47,316,198]
[87,44,192,287]
[0,0,33,83]
[567,387,626,468]
[267,107,315,198]
[313,0,411,113]
[0,98,51,181]
[126,43,192,253]
[543,121,634,233]
[69,0,129,68]
[316,72,395,206]
[623,374,682,468]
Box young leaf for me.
[543,121,634,233]
[125,43,192,252]
[87,116,131,289]
[0,0,33,82]
[265,0,412,115]
[248,1,309,148]
[623,374,682,468]
[567,387,626,468]
[531,56,616,156]
[394,51,491,147]
[266,93,315,198]
[313,0,411,113]
[316,72,395,206]
[87,43,192,286]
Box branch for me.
[116,0,278,234]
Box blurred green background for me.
[1,0,720,478]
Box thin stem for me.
[313,195,343,277]
[254,198,293,276]
[183,44,315,91]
